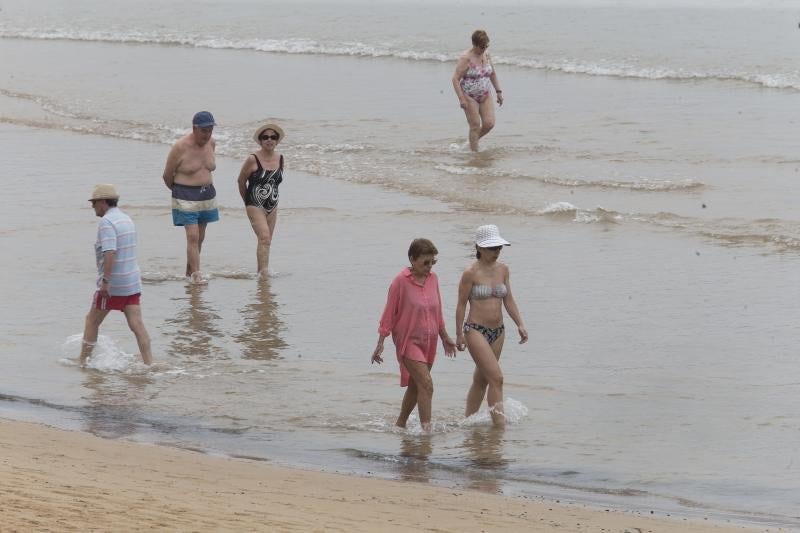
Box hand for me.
[518,326,528,344]
[459,99,467,110]
[442,336,457,358]
[496,92,504,106]
[455,334,466,352]
[371,344,384,364]
[96,281,111,310]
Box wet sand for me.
[0,418,761,532]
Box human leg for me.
[487,333,506,421]
[183,224,201,277]
[123,304,152,365]
[80,307,111,363]
[403,359,434,431]
[198,222,207,255]
[265,209,278,273]
[465,329,506,428]
[173,183,217,277]
[396,379,418,428]
[462,97,483,152]
[246,207,276,276]
[477,96,496,140]
[465,365,488,418]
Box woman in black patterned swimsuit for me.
[237,123,285,278]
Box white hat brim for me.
[476,237,510,247]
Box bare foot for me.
[189,272,209,285]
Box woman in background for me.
[452,30,503,151]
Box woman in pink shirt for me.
[372,238,457,432]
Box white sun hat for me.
[474,224,511,247]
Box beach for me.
[0,418,763,532]
[1,0,799,529]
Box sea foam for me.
[2,28,797,91]
[62,334,138,372]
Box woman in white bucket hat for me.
[455,224,527,428]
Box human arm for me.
[489,54,503,106]
[237,155,255,203]
[454,269,472,351]
[372,333,388,364]
[97,218,118,298]
[501,265,528,343]
[162,143,182,190]
[451,56,470,109]
[373,276,402,363]
[440,327,456,357]
[210,138,217,166]
[435,277,456,357]
[99,250,116,298]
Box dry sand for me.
[0,418,763,532]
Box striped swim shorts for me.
[171,183,220,226]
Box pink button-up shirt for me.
[379,268,446,387]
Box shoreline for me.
[0,417,764,532]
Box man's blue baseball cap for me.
[192,111,216,127]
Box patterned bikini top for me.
[470,283,507,300]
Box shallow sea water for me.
[1,1,799,527]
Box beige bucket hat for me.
[253,123,285,144]
[89,184,120,201]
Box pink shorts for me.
[93,292,141,311]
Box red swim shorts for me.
[93,292,141,311]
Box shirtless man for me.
[162,111,219,283]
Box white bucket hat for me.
[474,224,510,247]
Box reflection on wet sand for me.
[463,427,507,493]
[164,284,224,360]
[81,370,153,439]
[398,434,433,483]
[234,279,287,360]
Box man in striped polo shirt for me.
[80,184,152,366]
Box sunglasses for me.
[486,246,503,251]
[259,134,279,141]
[423,258,438,267]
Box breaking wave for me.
[1,28,797,91]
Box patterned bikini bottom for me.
[463,322,505,345]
